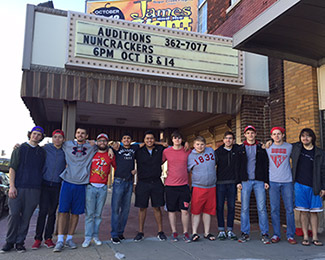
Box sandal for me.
[204,233,216,241]
[191,233,200,242]
[301,240,310,246]
[312,240,323,246]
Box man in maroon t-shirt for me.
[162,131,191,242]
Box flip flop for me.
[301,240,310,246]
[191,233,200,242]
[204,233,216,241]
[312,240,323,246]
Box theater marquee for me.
[66,11,244,85]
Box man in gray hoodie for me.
[53,128,97,252]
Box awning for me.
[21,67,243,132]
[233,0,325,67]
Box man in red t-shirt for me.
[82,133,116,248]
[162,131,191,242]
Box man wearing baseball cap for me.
[266,127,296,244]
[1,126,46,253]
[237,125,270,244]
[82,133,116,248]
[32,129,66,250]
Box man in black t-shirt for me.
[110,133,139,244]
[291,128,325,246]
[133,131,167,242]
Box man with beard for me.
[82,133,116,247]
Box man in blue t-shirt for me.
[110,133,139,244]
[1,126,46,253]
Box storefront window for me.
[198,0,207,33]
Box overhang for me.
[233,0,325,67]
[21,66,243,137]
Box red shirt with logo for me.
[89,152,116,184]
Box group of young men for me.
[1,124,325,254]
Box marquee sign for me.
[66,11,244,85]
[86,0,198,32]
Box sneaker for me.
[227,230,238,240]
[44,239,55,248]
[82,239,91,248]
[65,239,77,249]
[93,238,102,246]
[134,232,144,242]
[183,232,191,243]
[287,237,297,245]
[0,242,14,253]
[32,239,41,250]
[171,232,178,242]
[111,237,121,245]
[118,235,125,241]
[53,241,64,252]
[16,243,26,253]
[271,235,280,243]
[217,231,227,240]
[157,231,167,241]
[238,233,250,243]
[261,234,271,244]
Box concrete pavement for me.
[1,190,325,260]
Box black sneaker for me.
[15,243,26,253]
[134,232,144,242]
[0,242,14,253]
[261,234,271,244]
[238,233,250,243]
[118,235,125,241]
[111,237,121,245]
[157,231,167,241]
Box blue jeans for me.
[269,181,295,238]
[85,184,107,239]
[216,183,237,230]
[241,180,269,235]
[111,178,133,238]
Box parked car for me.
[0,171,9,217]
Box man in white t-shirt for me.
[266,127,297,245]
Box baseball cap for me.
[270,127,285,134]
[97,133,109,140]
[52,129,65,138]
[244,125,256,133]
[31,126,44,134]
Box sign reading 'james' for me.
[67,11,244,85]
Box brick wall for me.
[209,0,278,37]
[268,58,286,130]
[284,61,320,146]
[240,95,270,143]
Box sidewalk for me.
[1,190,325,260]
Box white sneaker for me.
[93,238,102,246]
[82,239,91,248]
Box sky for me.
[0,1,85,158]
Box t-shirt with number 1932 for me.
[187,147,216,188]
